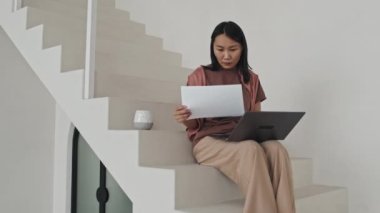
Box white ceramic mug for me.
[133,110,153,130]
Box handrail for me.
[13,0,22,11]
[84,0,97,99]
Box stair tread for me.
[179,184,346,212]
[153,157,311,169]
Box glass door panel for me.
[73,130,133,213]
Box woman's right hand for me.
[174,105,198,129]
[173,105,191,123]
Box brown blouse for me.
[186,66,266,146]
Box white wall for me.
[0,27,56,213]
[118,0,380,212]
[53,106,74,213]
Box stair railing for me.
[12,0,22,11]
[84,0,97,99]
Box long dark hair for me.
[203,21,251,83]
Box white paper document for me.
[181,84,245,119]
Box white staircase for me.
[0,0,348,212]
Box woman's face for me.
[213,34,242,70]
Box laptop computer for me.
[224,111,305,143]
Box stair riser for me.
[28,0,116,10]
[43,31,170,72]
[174,165,243,208]
[40,32,174,72]
[26,7,85,32]
[25,7,85,71]
[96,38,164,55]
[33,19,162,71]
[108,98,183,131]
[25,7,164,72]
[139,131,195,166]
[24,0,128,20]
[176,187,347,213]
[96,57,190,82]
[292,159,313,189]
[42,25,85,49]
[24,0,87,19]
[296,189,348,213]
[26,7,144,36]
[61,45,85,71]
[96,40,182,67]
[96,36,163,51]
[95,73,183,103]
[41,24,161,50]
[168,158,315,209]
[96,52,184,75]
[42,28,86,71]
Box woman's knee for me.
[237,140,265,156]
[261,140,289,157]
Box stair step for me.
[52,0,116,9]
[42,26,86,71]
[137,130,195,166]
[107,97,183,131]
[96,38,182,67]
[178,185,347,213]
[39,23,85,49]
[24,0,87,19]
[98,23,156,44]
[25,7,163,71]
[155,159,314,208]
[40,24,162,51]
[295,185,348,213]
[34,23,86,71]
[38,20,162,49]
[24,0,129,20]
[138,129,313,188]
[291,157,313,189]
[162,164,242,208]
[37,27,172,72]
[26,6,85,32]
[95,73,184,102]
[25,6,144,35]
[25,5,146,59]
[156,158,313,188]
[96,37,164,54]
[96,56,191,82]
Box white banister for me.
[13,0,22,11]
[84,0,98,99]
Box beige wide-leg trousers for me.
[193,136,295,213]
